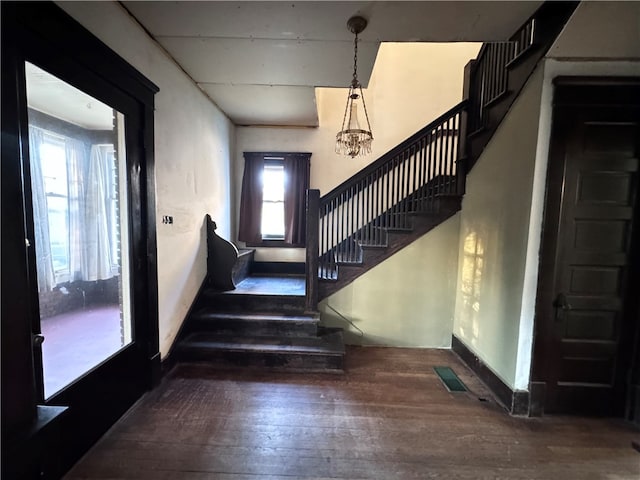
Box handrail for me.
[320,101,467,207]
[311,1,578,293]
[316,103,465,280]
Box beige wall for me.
[234,43,480,256]
[58,1,235,357]
[548,1,640,59]
[453,1,640,391]
[320,214,460,347]
[452,66,544,390]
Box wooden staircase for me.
[304,1,578,309]
[176,281,345,372]
[174,220,345,372]
[174,1,578,370]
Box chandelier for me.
[335,16,373,158]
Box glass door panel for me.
[25,62,133,399]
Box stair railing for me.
[468,17,536,134]
[316,102,466,282]
[303,3,577,310]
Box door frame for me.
[531,77,640,418]
[1,2,160,477]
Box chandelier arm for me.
[358,85,373,134]
[339,86,353,132]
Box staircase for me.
[176,279,345,372]
[174,1,577,371]
[174,218,345,372]
[304,1,578,307]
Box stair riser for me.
[200,294,306,313]
[186,320,318,338]
[176,348,344,372]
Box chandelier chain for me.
[352,32,359,87]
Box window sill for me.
[245,240,305,248]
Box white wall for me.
[234,43,480,258]
[453,1,640,392]
[547,1,640,59]
[452,67,545,390]
[57,1,235,357]
[320,214,460,347]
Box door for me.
[1,3,160,477]
[534,81,640,415]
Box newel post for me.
[305,189,320,312]
[457,59,475,195]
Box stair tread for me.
[179,331,345,355]
[192,311,319,323]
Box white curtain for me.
[81,145,114,281]
[66,137,87,282]
[28,127,56,291]
[29,125,116,290]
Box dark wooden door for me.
[2,3,160,477]
[535,81,640,415]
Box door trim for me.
[531,77,640,417]
[1,2,160,477]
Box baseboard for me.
[451,335,530,416]
[160,276,209,376]
[251,262,305,275]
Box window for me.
[29,124,120,287]
[40,134,70,277]
[261,159,285,240]
[239,152,310,246]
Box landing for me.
[226,275,305,296]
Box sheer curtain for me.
[66,137,87,282]
[29,125,116,291]
[82,145,115,281]
[28,126,56,291]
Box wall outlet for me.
[162,215,173,224]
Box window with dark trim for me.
[238,152,311,247]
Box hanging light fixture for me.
[336,16,373,158]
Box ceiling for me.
[122,1,542,127]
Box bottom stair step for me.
[176,328,345,373]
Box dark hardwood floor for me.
[64,347,639,479]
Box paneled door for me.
[535,81,640,415]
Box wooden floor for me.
[65,347,639,479]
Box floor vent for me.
[434,366,467,392]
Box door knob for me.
[553,293,571,322]
[33,334,45,347]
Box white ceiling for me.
[25,62,114,130]
[124,1,542,127]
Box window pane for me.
[262,163,285,239]
[263,164,284,201]
[26,61,133,399]
[261,201,285,238]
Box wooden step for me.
[176,328,345,373]
[187,310,319,337]
[200,289,306,314]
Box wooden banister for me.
[310,1,578,293]
[320,101,467,207]
[305,189,320,312]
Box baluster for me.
[347,185,352,263]
[331,198,338,261]
[410,144,416,211]
[418,137,425,206]
[369,173,374,246]
[444,119,450,194]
